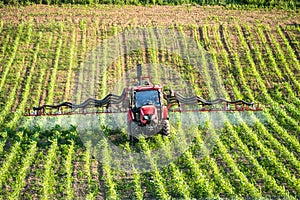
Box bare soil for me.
[0,5,299,27]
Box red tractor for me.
[127,70,170,140]
[24,64,261,141]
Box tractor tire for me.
[161,119,170,136]
[129,122,139,143]
[130,135,139,143]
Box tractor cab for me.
[131,84,162,108]
[135,89,161,108]
[129,84,165,125]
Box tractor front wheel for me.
[129,121,139,143]
[161,119,170,136]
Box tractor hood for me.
[140,105,157,115]
[140,105,158,124]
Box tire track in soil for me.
[72,153,88,199]
[96,160,106,199]
[21,150,44,200]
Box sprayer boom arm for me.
[24,89,127,116]
[164,91,261,112]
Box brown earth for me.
[0,5,299,27]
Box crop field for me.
[0,5,299,199]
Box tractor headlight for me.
[143,115,149,120]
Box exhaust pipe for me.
[137,63,142,85]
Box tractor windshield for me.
[135,90,160,108]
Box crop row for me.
[0,21,299,199]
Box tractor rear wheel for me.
[161,119,170,136]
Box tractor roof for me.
[131,85,162,92]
